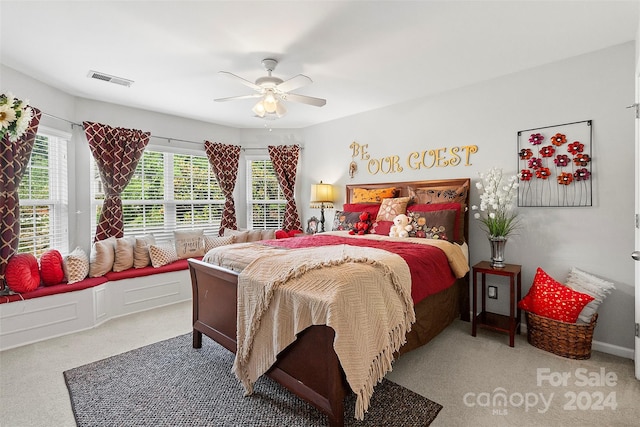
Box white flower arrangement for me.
[472,167,520,238]
[1,92,34,142]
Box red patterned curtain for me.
[204,141,241,236]
[83,122,150,241]
[0,108,42,291]
[268,144,301,231]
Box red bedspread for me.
[265,235,457,304]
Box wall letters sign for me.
[349,141,478,176]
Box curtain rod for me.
[42,112,202,145]
[41,112,301,149]
[242,146,304,151]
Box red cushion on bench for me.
[0,276,109,304]
[0,257,202,305]
[104,257,201,281]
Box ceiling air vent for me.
[87,70,134,87]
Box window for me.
[247,158,285,229]
[91,149,224,241]
[18,129,69,256]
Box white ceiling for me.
[1,1,639,129]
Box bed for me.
[188,178,471,427]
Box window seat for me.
[0,258,199,351]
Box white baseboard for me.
[592,340,634,360]
[467,312,635,360]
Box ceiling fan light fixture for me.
[275,101,287,118]
[263,90,277,113]
[252,101,266,117]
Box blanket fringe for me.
[235,245,416,422]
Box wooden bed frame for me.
[188,178,470,427]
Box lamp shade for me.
[310,182,334,205]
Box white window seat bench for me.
[0,258,197,351]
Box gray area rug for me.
[64,333,442,426]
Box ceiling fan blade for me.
[214,94,262,102]
[276,74,312,93]
[280,92,326,107]
[218,71,262,91]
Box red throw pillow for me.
[518,267,594,323]
[370,220,394,235]
[342,203,382,217]
[275,230,289,239]
[40,249,65,286]
[5,253,41,293]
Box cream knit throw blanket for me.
[232,244,415,420]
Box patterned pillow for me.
[375,197,411,222]
[352,187,397,203]
[174,229,205,259]
[63,247,90,284]
[369,220,394,235]
[518,268,594,323]
[408,209,457,241]
[408,182,468,204]
[5,253,40,293]
[565,267,615,323]
[133,234,156,268]
[332,211,362,231]
[113,236,136,272]
[407,203,465,243]
[148,242,179,268]
[204,235,235,252]
[40,249,65,286]
[89,236,116,277]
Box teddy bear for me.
[389,214,413,238]
[349,212,372,235]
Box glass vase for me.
[489,236,507,268]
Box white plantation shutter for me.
[91,149,224,242]
[18,129,69,256]
[247,158,286,229]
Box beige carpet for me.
[1,300,639,426]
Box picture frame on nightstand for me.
[306,216,319,234]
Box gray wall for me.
[300,42,636,355]
[1,41,636,356]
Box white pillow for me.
[565,267,615,323]
[89,236,116,277]
[174,229,205,259]
[133,234,156,268]
[113,236,136,272]
[223,228,249,243]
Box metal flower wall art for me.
[517,120,592,207]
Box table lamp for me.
[310,181,334,233]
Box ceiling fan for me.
[215,58,326,119]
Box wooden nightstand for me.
[471,261,522,347]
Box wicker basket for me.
[525,311,598,360]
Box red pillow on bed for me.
[369,220,394,235]
[40,249,65,286]
[342,203,382,216]
[407,203,465,244]
[5,253,41,293]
